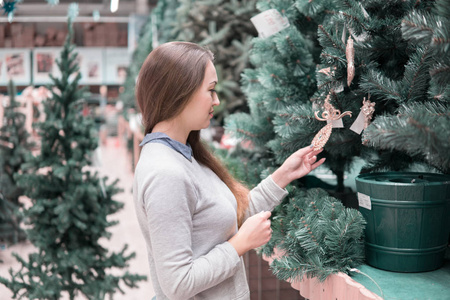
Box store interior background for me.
[0,1,305,299]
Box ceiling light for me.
[110,0,119,13]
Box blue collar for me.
[139,132,193,161]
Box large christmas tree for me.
[0,16,145,299]
[222,0,367,282]
[0,80,34,244]
[223,0,449,283]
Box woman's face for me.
[178,60,220,131]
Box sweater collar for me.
[139,132,192,161]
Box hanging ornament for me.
[311,122,333,150]
[2,0,18,16]
[346,36,355,87]
[0,139,15,149]
[46,0,59,6]
[350,96,376,135]
[311,92,352,150]
[361,97,375,128]
[318,67,331,76]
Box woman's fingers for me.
[307,148,323,158]
[311,157,326,170]
[259,210,271,220]
[294,145,315,158]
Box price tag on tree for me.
[250,9,290,38]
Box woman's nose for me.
[213,95,220,106]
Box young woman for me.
[133,41,325,300]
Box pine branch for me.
[318,24,345,52]
[262,189,365,282]
[434,0,450,20]
[363,102,450,172]
[401,11,435,45]
[430,62,450,85]
[359,69,403,102]
[402,46,432,102]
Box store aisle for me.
[96,136,155,300]
[0,136,155,300]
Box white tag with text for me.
[327,118,344,128]
[350,110,366,134]
[250,9,290,38]
[357,192,372,210]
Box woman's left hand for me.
[271,145,326,189]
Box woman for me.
[133,42,325,300]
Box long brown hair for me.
[136,42,249,226]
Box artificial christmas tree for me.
[342,0,450,273]
[0,80,34,244]
[225,0,449,278]
[313,0,449,174]
[225,0,332,187]
[360,0,450,171]
[0,17,145,299]
[223,0,367,282]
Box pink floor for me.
[0,137,155,299]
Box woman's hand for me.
[229,211,272,256]
[271,145,326,189]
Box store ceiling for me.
[7,0,157,17]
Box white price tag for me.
[349,110,366,134]
[250,9,290,38]
[357,192,372,210]
[327,118,344,128]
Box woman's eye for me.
[210,89,216,94]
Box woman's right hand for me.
[228,211,272,256]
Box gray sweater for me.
[133,142,288,300]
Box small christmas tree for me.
[0,16,145,299]
[0,80,34,244]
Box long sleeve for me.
[141,168,241,299]
[245,175,289,219]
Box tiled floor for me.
[0,136,155,299]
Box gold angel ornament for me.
[311,93,352,150]
[361,97,375,129]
